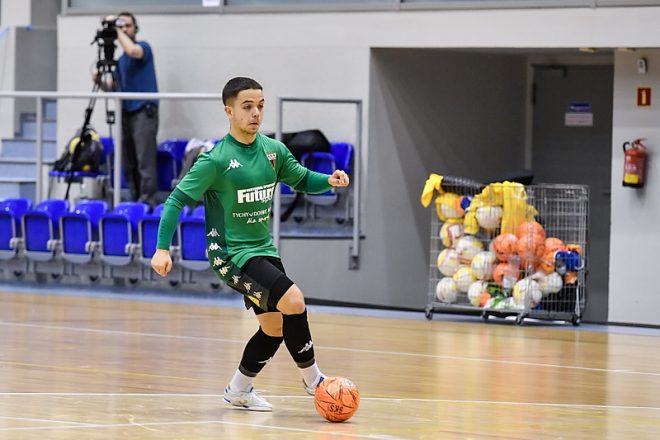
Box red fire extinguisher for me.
[622,138,647,188]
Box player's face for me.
[226,89,264,136]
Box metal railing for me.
[0,91,221,207]
[274,97,363,270]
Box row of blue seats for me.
[0,198,210,272]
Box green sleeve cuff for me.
[301,170,332,194]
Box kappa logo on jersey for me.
[212,257,225,267]
[226,159,242,171]
[243,282,252,292]
[266,152,277,170]
[219,266,229,276]
[207,228,220,237]
[236,182,276,204]
[231,275,240,285]
[208,243,221,252]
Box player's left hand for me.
[328,170,350,187]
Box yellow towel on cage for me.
[420,174,466,221]
[421,173,443,208]
[464,181,537,235]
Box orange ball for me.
[516,221,546,241]
[539,250,558,274]
[492,233,518,262]
[492,262,520,286]
[544,237,567,254]
[315,377,360,423]
[517,233,545,269]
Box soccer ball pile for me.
[434,202,581,310]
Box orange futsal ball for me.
[314,377,360,423]
[492,233,518,262]
[516,221,546,240]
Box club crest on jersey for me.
[266,152,277,170]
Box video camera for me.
[90,16,126,93]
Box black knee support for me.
[239,327,284,376]
[283,309,315,368]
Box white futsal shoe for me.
[223,385,272,412]
[304,375,325,396]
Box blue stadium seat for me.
[0,198,32,260]
[157,138,188,191]
[139,203,190,265]
[330,142,354,176]
[99,202,150,266]
[61,200,109,264]
[301,152,338,207]
[23,199,70,261]
[178,204,209,270]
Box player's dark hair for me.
[222,77,263,105]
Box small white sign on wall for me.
[565,112,593,127]
[203,0,221,6]
[565,101,593,127]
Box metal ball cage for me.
[426,183,588,326]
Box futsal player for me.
[151,77,350,411]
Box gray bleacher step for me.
[0,179,35,200]
[0,158,55,178]
[18,119,57,140]
[1,139,57,160]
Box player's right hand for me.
[151,249,172,277]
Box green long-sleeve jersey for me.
[156,132,332,280]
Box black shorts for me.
[228,256,294,315]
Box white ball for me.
[435,277,459,303]
[440,202,464,219]
[467,280,489,307]
[537,272,563,295]
[471,251,496,280]
[476,205,503,230]
[513,278,543,308]
[453,266,475,292]
[437,249,461,277]
[440,221,465,248]
[455,235,484,263]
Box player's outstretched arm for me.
[328,169,350,188]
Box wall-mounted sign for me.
[565,101,593,127]
[638,88,651,107]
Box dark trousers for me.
[122,106,158,205]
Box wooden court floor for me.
[1,290,660,439]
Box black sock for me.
[238,327,284,376]
[283,309,315,368]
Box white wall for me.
[55,6,660,323]
[610,50,660,326]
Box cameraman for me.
[100,12,159,206]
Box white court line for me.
[0,415,95,426]
[1,393,659,412]
[1,320,659,377]
[0,418,403,438]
